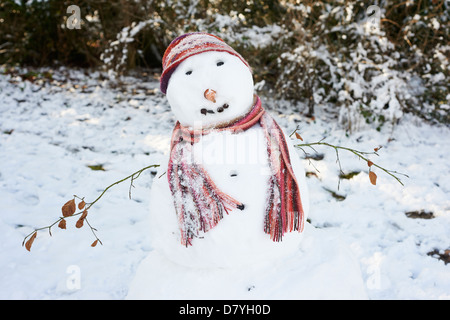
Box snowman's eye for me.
[216,61,224,67]
[185,70,192,75]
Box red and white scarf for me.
[167,96,305,246]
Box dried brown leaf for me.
[295,132,303,141]
[25,232,37,252]
[58,219,66,229]
[75,218,84,229]
[369,171,377,185]
[62,199,76,217]
[78,200,85,210]
[367,160,374,167]
[91,240,98,247]
[80,209,88,220]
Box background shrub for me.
[1,0,448,129]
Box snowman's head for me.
[160,33,254,129]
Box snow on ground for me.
[0,67,449,300]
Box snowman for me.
[127,33,367,299]
[148,32,310,267]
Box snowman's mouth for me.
[200,103,229,115]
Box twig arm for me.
[22,164,160,250]
[294,140,408,186]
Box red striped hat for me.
[160,32,251,94]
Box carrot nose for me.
[204,89,216,103]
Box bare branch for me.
[294,139,408,187]
[22,164,160,250]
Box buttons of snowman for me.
[156,32,309,259]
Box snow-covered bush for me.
[2,0,447,128]
[99,0,288,78]
[382,0,449,125]
[96,0,448,130]
[0,0,105,67]
[271,0,449,130]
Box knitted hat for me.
[160,32,251,94]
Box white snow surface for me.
[1,67,449,300]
